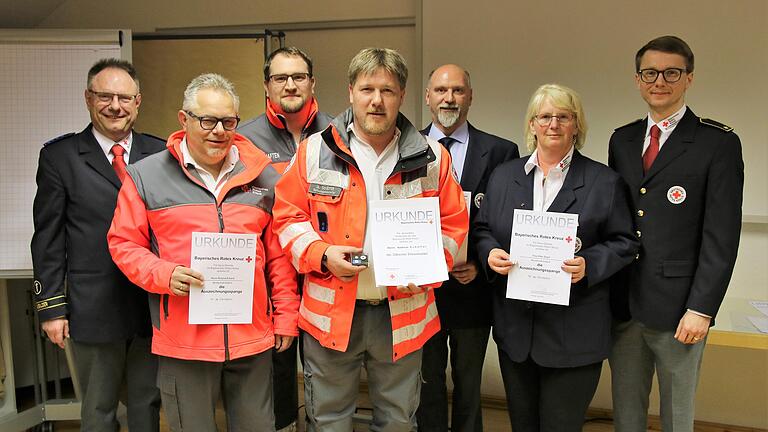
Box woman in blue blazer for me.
[474,84,639,432]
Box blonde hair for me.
[348,48,408,89]
[523,84,587,152]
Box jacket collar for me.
[266,96,319,132]
[325,107,432,167]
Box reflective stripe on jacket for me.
[108,131,299,362]
[272,108,468,361]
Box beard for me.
[279,95,306,113]
[436,105,461,129]
[359,113,394,136]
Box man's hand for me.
[488,248,515,275]
[274,335,295,353]
[42,317,69,349]
[451,261,478,285]
[396,283,427,295]
[169,266,205,297]
[674,311,710,344]
[562,256,586,284]
[324,245,366,282]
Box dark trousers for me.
[274,338,299,429]
[158,350,274,432]
[498,349,602,432]
[70,336,160,432]
[417,326,490,432]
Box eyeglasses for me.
[88,90,138,104]
[534,114,574,126]
[268,73,311,85]
[637,68,686,83]
[185,111,240,131]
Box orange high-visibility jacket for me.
[272,108,468,361]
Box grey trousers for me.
[609,320,706,432]
[158,350,274,432]
[70,336,160,432]
[303,302,423,432]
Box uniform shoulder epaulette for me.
[614,118,644,131]
[43,132,75,147]
[699,118,734,132]
[140,132,166,142]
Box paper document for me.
[189,232,256,324]
[506,209,578,305]
[370,197,448,286]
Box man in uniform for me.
[238,47,332,431]
[608,35,744,432]
[31,58,163,431]
[272,48,468,431]
[417,63,518,432]
[239,47,333,172]
[108,73,299,431]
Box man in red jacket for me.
[108,73,299,431]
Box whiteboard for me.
[0,30,127,274]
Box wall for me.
[27,0,768,427]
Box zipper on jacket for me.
[162,294,169,320]
[217,205,225,232]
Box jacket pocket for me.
[662,260,696,277]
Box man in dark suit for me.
[417,64,518,432]
[608,36,744,432]
[31,58,164,431]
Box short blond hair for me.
[348,48,408,89]
[523,84,587,152]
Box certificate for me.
[370,197,449,286]
[189,232,256,324]
[455,191,472,265]
[506,209,578,305]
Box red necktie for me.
[643,125,660,174]
[111,143,127,183]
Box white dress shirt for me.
[427,121,470,182]
[92,128,132,164]
[642,105,687,155]
[348,122,401,300]
[180,137,239,198]
[524,146,575,212]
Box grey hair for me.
[348,48,408,89]
[182,73,240,111]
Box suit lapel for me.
[460,123,488,191]
[642,109,697,184]
[547,150,585,214]
[129,132,160,164]
[626,121,645,186]
[79,125,122,189]
[512,161,535,211]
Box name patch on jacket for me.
[309,183,342,197]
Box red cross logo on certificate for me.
[389,274,395,280]
[245,256,253,263]
[565,236,573,243]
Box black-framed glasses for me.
[88,89,138,104]
[637,68,686,83]
[185,111,240,131]
[268,73,311,85]
[534,114,574,126]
